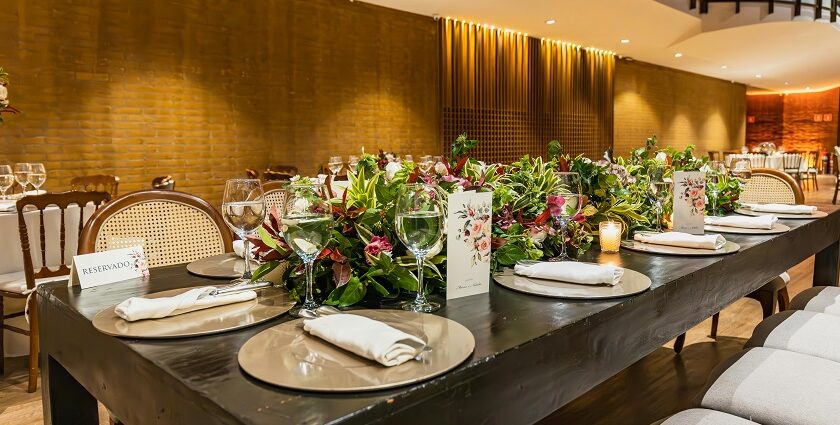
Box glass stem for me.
[711,192,717,216]
[655,203,662,232]
[305,260,315,305]
[242,238,252,279]
[559,219,568,258]
[415,256,426,304]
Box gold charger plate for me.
[92,286,295,339]
[735,208,827,219]
[238,309,475,392]
[186,253,256,279]
[703,222,790,235]
[620,239,740,256]
[493,265,651,299]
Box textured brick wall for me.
[0,0,439,204]
[614,59,746,156]
[747,88,839,154]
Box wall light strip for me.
[444,17,615,55]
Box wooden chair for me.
[151,176,175,190]
[2,191,110,392]
[708,151,722,161]
[71,175,120,198]
[781,153,803,185]
[800,151,820,191]
[245,168,259,179]
[262,181,288,216]
[268,164,298,176]
[674,168,802,353]
[78,190,233,268]
[833,153,840,205]
[263,170,294,182]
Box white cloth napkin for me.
[513,261,624,286]
[0,201,16,212]
[634,232,726,250]
[743,203,818,214]
[114,287,257,322]
[705,215,778,229]
[303,313,427,367]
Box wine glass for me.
[649,181,673,233]
[403,154,414,163]
[348,155,360,173]
[14,163,30,193]
[418,155,434,174]
[395,183,444,312]
[730,159,752,186]
[705,160,726,216]
[0,165,13,200]
[327,156,343,175]
[547,172,582,262]
[222,179,267,286]
[284,183,332,317]
[28,163,46,193]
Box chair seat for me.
[0,271,67,295]
[654,408,758,425]
[698,347,840,425]
[745,310,840,363]
[789,286,840,316]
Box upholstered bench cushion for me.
[789,286,840,316]
[745,310,840,363]
[654,408,758,425]
[698,347,840,425]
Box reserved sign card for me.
[673,171,706,235]
[446,190,493,300]
[71,246,150,289]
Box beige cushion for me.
[0,271,66,294]
[746,310,840,363]
[698,347,840,425]
[657,408,758,425]
[789,286,840,316]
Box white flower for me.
[289,175,301,182]
[655,152,668,162]
[0,85,7,107]
[434,162,449,175]
[384,161,403,181]
[528,228,547,246]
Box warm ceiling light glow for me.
[784,81,790,85]
[755,74,762,78]
[806,86,812,90]
[720,65,728,69]
[674,52,683,58]
[620,39,630,44]
[545,19,556,25]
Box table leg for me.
[42,355,98,425]
[814,239,840,287]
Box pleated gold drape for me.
[440,19,615,163]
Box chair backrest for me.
[79,190,233,268]
[262,181,288,216]
[151,175,175,190]
[749,154,766,168]
[806,150,820,169]
[708,151,722,161]
[245,168,260,179]
[16,191,111,289]
[71,174,120,197]
[268,164,298,175]
[263,170,294,182]
[740,168,805,205]
[782,153,802,172]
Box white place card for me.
[673,171,706,235]
[71,246,150,289]
[446,190,493,300]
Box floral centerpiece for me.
[0,67,17,124]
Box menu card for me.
[672,171,706,235]
[446,191,493,300]
[71,246,150,289]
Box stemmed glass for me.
[283,183,333,317]
[649,181,673,233]
[395,183,444,312]
[547,172,582,262]
[348,155,360,173]
[328,156,343,175]
[705,160,726,216]
[28,163,46,193]
[403,154,414,163]
[418,155,434,174]
[0,165,13,200]
[730,159,752,186]
[14,163,30,193]
[222,179,268,286]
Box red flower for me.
[546,195,566,217]
[364,235,394,257]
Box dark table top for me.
[39,208,840,425]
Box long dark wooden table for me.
[39,208,840,425]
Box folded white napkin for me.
[233,240,246,258]
[634,232,726,250]
[743,203,818,214]
[0,201,16,212]
[114,287,257,322]
[513,261,624,286]
[705,215,778,230]
[303,314,427,367]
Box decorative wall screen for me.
[440,19,615,163]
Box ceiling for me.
[362,0,840,93]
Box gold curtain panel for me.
[440,19,615,163]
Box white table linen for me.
[634,232,726,250]
[742,203,818,214]
[514,262,624,286]
[705,215,778,229]
[114,287,257,322]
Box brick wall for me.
[746,88,840,154]
[614,59,746,156]
[0,0,439,204]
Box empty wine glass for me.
[0,165,13,200]
[222,179,267,286]
[730,159,752,186]
[395,183,444,312]
[418,155,434,174]
[328,156,343,175]
[14,163,30,193]
[705,160,726,216]
[403,154,414,163]
[348,155,360,173]
[649,181,673,233]
[28,163,46,193]
[284,183,332,317]
[547,172,582,262]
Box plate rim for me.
[186,252,254,279]
[620,239,740,256]
[735,207,827,219]
[493,264,652,300]
[703,222,790,234]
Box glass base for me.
[548,254,576,262]
[401,299,441,313]
[289,300,321,318]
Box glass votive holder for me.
[599,221,622,253]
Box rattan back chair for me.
[3,190,110,392]
[78,190,233,269]
[740,168,805,205]
[262,181,288,216]
[70,174,120,198]
[151,175,175,190]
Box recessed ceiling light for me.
[784,82,790,85]
[806,86,812,90]
[620,39,630,44]
[545,19,556,25]
[674,52,683,58]
[720,65,728,69]
[755,74,762,78]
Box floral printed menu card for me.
[446,190,493,300]
[71,246,150,289]
[673,171,706,235]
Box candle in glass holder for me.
[599,221,622,253]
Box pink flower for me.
[470,219,484,235]
[547,195,566,216]
[693,198,705,209]
[467,207,475,217]
[364,235,394,257]
[689,188,700,198]
[476,237,491,253]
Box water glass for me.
[348,155,360,173]
[328,156,343,175]
[0,165,13,199]
[284,183,332,317]
[730,159,752,185]
[705,160,726,216]
[222,179,267,285]
[649,181,673,232]
[418,155,434,174]
[14,163,30,192]
[28,163,46,192]
[547,172,582,262]
[395,183,444,312]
